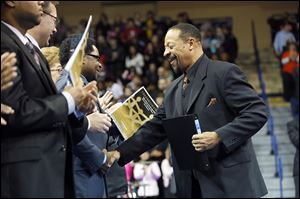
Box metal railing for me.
[251,20,284,198]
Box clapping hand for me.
[1,52,17,91]
[1,52,17,126]
[98,91,114,111]
[77,81,98,114]
[1,103,14,125]
[87,112,112,133]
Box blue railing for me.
[251,20,284,198]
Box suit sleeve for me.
[73,134,106,174]
[68,114,88,145]
[215,65,268,153]
[117,106,168,166]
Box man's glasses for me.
[50,67,63,73]
[43,11,60,26]
[86,54,101,63]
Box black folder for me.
[162,114,210,171]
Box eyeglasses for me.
[86,54,101,63]
[43,11,60,26]
[50,68,63,72]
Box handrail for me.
[251,20,284,197]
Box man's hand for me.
[64,86,86,105]
[100,150,121,173]
[1,103,14,125]
[105,102,122,115]
[87,112,112,133]
[191,131,221,152]
[78,81,98,113]
[1,52,17,91]
[99,91,114,111]
[65,81,98,114]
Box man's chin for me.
[170,64,183,76]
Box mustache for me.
[165,54,176,62]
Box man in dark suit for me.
[108,23,268,197]
[59,35,128,198]
[59,35,111,198]
[1,1,98,197]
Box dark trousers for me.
[191,171,202,198]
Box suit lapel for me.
[164,75,184,116]
[1,24,54,94]
[186,55,209,113]
[175,76,184,115]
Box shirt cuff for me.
[62,91,75,115]
[102,154,107,165]
[87,115,91,130]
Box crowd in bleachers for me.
[50,11,239,107]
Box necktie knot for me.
[25,42,34,53]
[183,75,189,90]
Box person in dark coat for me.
[107,23,268,198]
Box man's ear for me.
[188,38,196,51]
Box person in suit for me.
[59,35,111,198]
[107,23,268,198]
[26,2,116,197]
[1,1,98,197]
[60,34,127,197]
[287,115,299,198]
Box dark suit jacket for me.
[117,54,268,197]
[1,23,87,198]
[73,134,107,198]
[72,76,127,197]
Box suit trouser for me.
[191,170,202,198]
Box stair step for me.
[256,158,294,166]
[252,134,293,145]
[256,154,294,164]
[259,164,293,175]
[262,170,293,178]
[263,189,296,198]
[264,176,295,189]
[254,144,296,157]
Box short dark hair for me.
[42,1,59,13]
[168,23,201,41]
[59,34,95,67]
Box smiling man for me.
[107,23,268,198]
